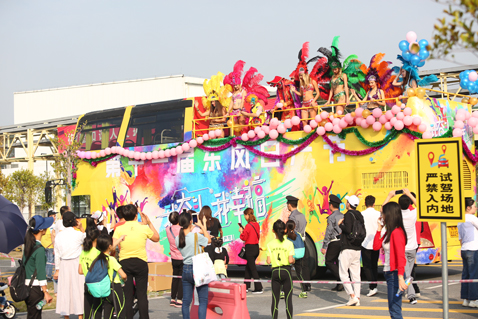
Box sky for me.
[0,0,476,126]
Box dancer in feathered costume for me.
[267,76,302,122]
[240,67,270,128]
[195,72,230,138]
[224,60,247,133]
[350,53,402,110]
[289,42,321,124]
[308,56,332,100]
[319,36,366,115]
[392,55,438,99]
[240,94,266,128]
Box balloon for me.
[350,112,356,118]
[418,49,430,60]
[470,97,478,106]
[247,130,256,139]
[176,146,183,155]
[454,120,464,129]
[128,150,135,158]
[196,137,204,144]
[291,116,301,126]
[257,130,266,139]
[412,116,422,126]
[140,152,147,160]
[91,152,97,159]
[333,118,340,125]
[362,109,371,118]
[262,126,270,134]
[384,122,392,130]
[379,115,387,124]
[170,148,177,157]
[209,131,216,139]
[469,71,478,82]
[456,113,465,122]
[333,125,342,134]
[152,151,159,159]
[422,131,433,139]
[319,120,328,126]
[355,108,363,117]
[99,150,106,157]
[409,42,420,54]
[402,51,411,61]
[134,152,141,160]
[417,60,425,67]
[370,108,381,118]
[403,116,413,126]
[407,88,416,97]
[321,111,329,120]
[146,152,152,160]
[396,100,402,107]
[254,127,262,134]
[276,103,283,109]
[371,121,381,131]
[418,124,427,132]
[391,105,401,115]
[453,128,463,137]
[360,120,369,129]
[203,133,209,141]
[366,115,375,125]
[474,126,478,135]
[394,120,404,130]
[270,118,279,127]
[344,113,352,122]
[241,133,249,141]
[277,124,287,134]
[416,87,426,99]
[269,129,279,139]
[215,129,222,137]
[315,115,322,122]
[165,150,171,157]
[182,143,190,152]
[284,119,292,129]
[396,112,405,120]
[465,111,472,120]
[406,31,417,43]
[469,82,478,93]
[317,127,326,135]
[418,39,429,48]
[339,119,348,128]
[356,117,363,126]
[189,140,198,149]
[398,40,409,52]
[324,123,333,131]
[462,97,470,104]
[105,148,111,155]
[310,120,318,128]
[304,125,312,133]
[227,120,233,127]
[410,55,421,66]
[403,107,413,116]
[461,79,470,89]
[385,110,394,120]
[390,117,398,126]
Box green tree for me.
[431,0,478,61]
[0,169,8,195]
[4,168,42,219]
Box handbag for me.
[238,224,260,260]
[192,233,217,286]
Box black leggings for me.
[244,244,262,291]
[84,286,103,319]
[171,259,183,301]
[25,286,44,319]
[104,283,126,319]
[294,257,311,292]
[271,266,293,319]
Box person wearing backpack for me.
[211,238,229,279]
[285,220,308,298]
[79,227,101,319]
[166,211,183,308]
[22,215,54,319]
[338,195,365,306]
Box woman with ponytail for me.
[79,227,101,319]
[267,220,295,319]
[239,208,263,293]
[176,212,211,319]
[23,215,54,319]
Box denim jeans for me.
[461,250,478,300]
[45,248,54,280]
[384,271,403,319]
[182,264,208,319]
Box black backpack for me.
[347,211,366,246]
[10,245,41,302]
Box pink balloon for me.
[146,152,152,160]
[453,128,463,137]
[269,129,279,139]
[209,131,216,139]
[390,117,398,126]
[254,127,262,134]
[344,114,352,122]
[317,127,326,135]
[392,105,401,115]
[473,111,478,118]
[403,115,413,126]
[291,116,301,126]
[78,151,84,158]
[134,152,141,160]
[99,150,106,157]
[196,137,204,144]
[346,115,355,124]
[333,118,340,125]
[366,115,375,125]
[277,124,287,134]
[276,103,283,109]
[422,131,433,139]
[385,110,394,120]
[406,31,417,43]
[315,115,322,122]
[110,146,117,154]
[105,148,111,155]
[329,115,335,121]
[203,133,210,141]
[257,130,266,139]
[85,152,91,159]
[270,118,279,127]
[269,121,278,130]
[418,124,427,132]
[324,123,333,131]
[176,146,183,155]
[310,120,318,128]
[247,130,256,139]
[379,115,387,124]
[456,113,465,122]
[182,143,190,152]
[158,150,165,158]
[355,108,363,117]
[92,152,98,159]
[321,111,329,120]
[339,119,348,128]
[454,120,464,129]
[396,112,405,120]
[337,110,343,115]
[403,107,412,116]
[284,119,292,129]
[465,111,471,120]
[360,120,369,129]
[469,71,478,82]
[333,125,342,134]
[474,126,478,134]
[304,125,312,133]
[412,116,422,126]
[468,117,478,127]
[372,108,382,118]
[140,153,147,161]
[215,129,222,137]
[152,151,159,159]
[128,150,135,158]
[189,139,198,148]
[356,117,363,126]
[384,122,392,130]
[241,133,249,141]
[171,148,177,157]
[262,126,270,134]
[373,122,382,132]
[394,120,404,130]
[165,150,171,157]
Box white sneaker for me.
[346,297,359,306]
[463,299,469,307]
[367,288,378,297]
[468,300,478,308]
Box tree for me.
[0,169,8,195]
[4,168,42,219]
[431,0,478,62]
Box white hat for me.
[345,195,360,208]
[91,210,106,222]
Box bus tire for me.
[305,235,318,279]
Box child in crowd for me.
[211,238,229,279]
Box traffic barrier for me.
[191,281,250,319]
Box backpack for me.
[10,245,41,302]
[347,211,366,246]
[288,231,305,260]
[85,256,112,298]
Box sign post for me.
[415,137,465,319]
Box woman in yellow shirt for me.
[267,220,295,319]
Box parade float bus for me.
[70,91,475,279]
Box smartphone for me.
[395,190,404,195]
[192,214,198,224]
[238,223,244,229]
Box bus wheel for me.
[305,235,318,279]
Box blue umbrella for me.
[0,195,28,254]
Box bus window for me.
[126,100,189,146]
[76,108,125,151]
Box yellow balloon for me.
[407,88,416,97]
[410,43,420,55]
[396,100,402,107]
[469,97,478,106]
[416,88,426,99]
[462,97,470,104]
[362,109,371,118]
[227,119,233,127]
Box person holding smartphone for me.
[239,208,263,294]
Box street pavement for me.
[4,260,477,319]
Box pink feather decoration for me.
[301,42,310,61]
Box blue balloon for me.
[417,60,425,67]
[460,71,467,80]
[399,40,410,52]
[418,49,430,60]
[469,82,478,93]
[402,51,412,61]
[461,78,470,89]
[418,39,429,49]
[410,55,421,66]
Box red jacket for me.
[240,222,260,245]
[373,228,407,276]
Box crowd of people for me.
[15,189,478,319]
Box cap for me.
[47,211,57,217]
[329,194,342,206]
[31,215,54,232]
[62,211,77,227]
[286,195,299,206]
[91,210,106,222]
[345,195,360,208]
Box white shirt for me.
[54,227,86,270]
[459,214,478,251]
[383,241,390,272]
[54,219,65,234]
[401,209,418,251]
[361,207,381,250]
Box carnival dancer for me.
[241,94,266,129]
[224,61,247,134]
[267,76,301,123]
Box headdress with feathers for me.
[223,60,245,87]
[359,53,402,101]
[392,55,438,87]
[202,72,231,110]
[242,67,270,105]
[289,42,310,82]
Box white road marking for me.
[425,282,460,290]
[305,303,347,312]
